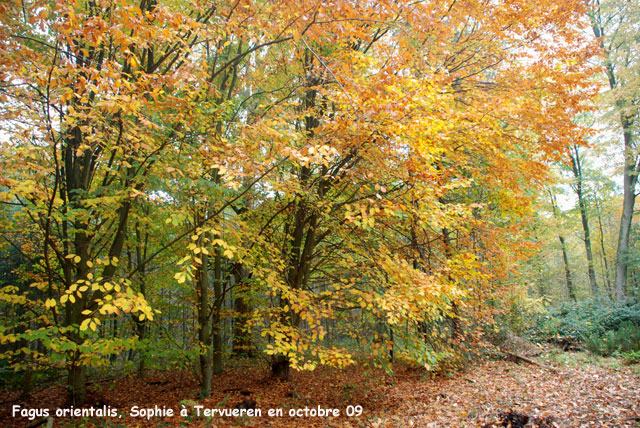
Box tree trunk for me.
[442,227,462,340]
[558,236,576,301]
[68,361,86,405]
[549,191,576,301]
[569,146,599,297]
[271,355,290,381]
[232,264,252,356]
[21,367,32,400]
[590,11,637,302]
[614,165,636,302]
[137,321,147,377]
[578,197,599,297]
[212,249,223,375]
[196,241,212,397]
[135,223,149,377]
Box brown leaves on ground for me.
[375,356,640,427]
[1,354,639,427]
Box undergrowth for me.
[517,299,640,357]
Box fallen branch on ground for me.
[503,351,558,373]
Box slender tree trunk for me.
[212,248,223,375]
[442,227,462,340]
[549,191,576,301]
[569,146,599,297]
[134,223,149,376]
[21,367,32,400]
[593,193,614,298]
[196,235,212,397]
[67,217,91,403]
[109,316,118,362]
[578,197,599,297]
[559,236,576,301]
[232,263,252,356]
[614,162,636,302]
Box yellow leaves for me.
[79,319,90,331]
[273,331,287,341]
[65,254,83,264]
[79,318,97,332]
[98,303,118,315]
[344,203,381,229]
[301,362,316,370]
[61,88,74,103]
[186,238,237,261]
[0,0,596,379]
[30,282,47,291]
[0,331,17,345]
[166,213,187,226]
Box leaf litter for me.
[1,354,638,427]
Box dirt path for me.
[376,355,640,427]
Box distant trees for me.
[589,0,640,301]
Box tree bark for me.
[593,192,613,298]
[271,355,290,381]
[442,227,462,340]
[559,236,576,301]
[232,263,253,356]
[68,362,86,405]
[569,145,599,297]
[134,223,149,377]
[614,161,636,302]
[212,248,223,375]
[549,191,576,301]
[590,7,637,302]
[196,237,212,397]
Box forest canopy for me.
[1,0,636,411]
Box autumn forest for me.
[1,0,639,427]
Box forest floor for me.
[2,349,639,428]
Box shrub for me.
[622,350,640,364]
[582,321,640,356]
[526,299,640,356]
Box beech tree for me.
[589,0,640,301]
[0,0,596,403]
[0,0,257,404]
